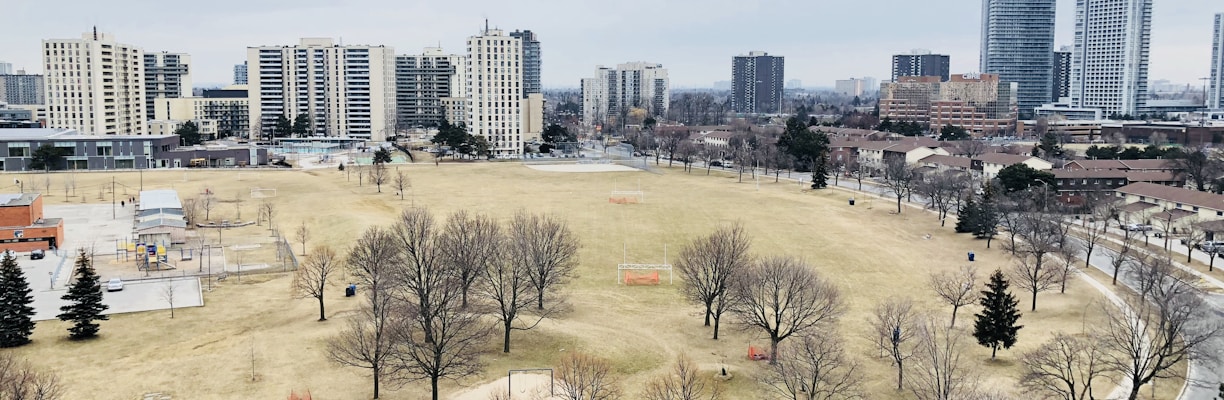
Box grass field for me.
[3,162,1118,399]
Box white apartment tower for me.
[42,30,146,135]
[581,62,669,126]
[247,38,396,141]
[144,52,192,121]
[1210,13,1224,110]
[1069,0,1152,116]
[467,29,531,157]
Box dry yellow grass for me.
[4,163,1120,399]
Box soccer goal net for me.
[616,244,672,285]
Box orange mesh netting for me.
[623,271,659,285]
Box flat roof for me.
[0,128,176,141]
[0,193,39,207]
[138,190,182,211]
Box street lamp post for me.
[48,272,53,289]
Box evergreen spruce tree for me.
[973,184,999,248]
[810,154,830,189]
[954,196,979,233]
[0,252,36,347]
[973,270,1023,359]
[57,250,108,340]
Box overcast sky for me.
[1,0,1218,89]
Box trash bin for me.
[849,198,856,206]
[968,252,975,262]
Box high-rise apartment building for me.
[234,62,248,85]
[154,85,249,139]
[1210,13,1223,110]
[510,30,541,97]
[980,0,1056,118]
[835,78,865,97]
[580,62,669,126]
[144,52,192,121]
[879,73,1017,134]
[467,28,543,158]
[731,51,784,114]
[395,48,466,128]
[0,72,45,105]
[247,38,396,141]
[0,62,11,75]
[42,30,146,135]
[1052,46,1072,101]
[892,51,951,82]
[1070,0,1152,116]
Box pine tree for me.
[973,270,1023,359]
[57,250,109,340]
[0,252,36,347]
[973,184,999,248]
[954,196,979,233]
[810,154,830,189]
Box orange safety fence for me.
[287,390,312,400]
[608,197,639,204]
[748,345,771,361]
[623,271,660,285]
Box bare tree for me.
[676,223,752,340]
[182,197,199,227]
[1108,231,1138,286]
[509,212,580,310]
[1180,218,1207,263]
[161,281,176,319]
[295,245,340,321]
[764,331,863,400]
[393,170,410,201]
[1100,281,1223,400]
[955,140,988,158]
[233,190,244,220]
[328,227,401,399]
[660,131,686,167]
[916,171,971,226]
[928,266,979,328]
[440,210,501,308]
[1079,211,1111,270]
[867,297,918,391]
[909,317,976,400]
[1010,254,1061,312]
[200,193,216,221]
[370,164,388,193]
[676,141,699,173]
[0,353,63,400]
[390,277,490,400]
[1052,238,1082,294]
[481,223,552,353]
[259,201,277,231]
[882,157,918,214]
[295,220,310,255]
[642,354,722,400]
[555,352,621,400]
[1019,332,1113,400]
[731,256,845,363]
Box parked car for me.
[709,161,723,167]
[1124,223,1153,232]
[29,249,44,260]
[1,250,15,259]
[1199,241,1224,252]
[106,278,124,292]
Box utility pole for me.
[111,176,116,219]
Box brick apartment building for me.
[0,193,64,252]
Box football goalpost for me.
[617,243,672,285]
[609,179,645,204]
[250,188,278,199]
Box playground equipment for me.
[119,239,175,272]
[616,243,672,285]
[609,179,645,204]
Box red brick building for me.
[0,193,64,252]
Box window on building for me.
[7,147,30,157]
[96,146,112,156]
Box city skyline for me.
[0,0,1218,89]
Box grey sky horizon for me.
[1,0,1218,89]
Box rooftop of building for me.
[0,128,176,141]
[1116,182,1224,211]
[0,193,39,207]
[138,190,182,211]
